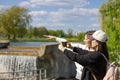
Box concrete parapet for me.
[37,43,76,79]
[0,46,39,56]
[8,46,40,50]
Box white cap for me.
[92,30,107,42]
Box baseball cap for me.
[92,30,107,42]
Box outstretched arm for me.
[58,43,97,66]
[43,35,67,43]
[43,35,57,40]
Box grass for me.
[0,37,80,42]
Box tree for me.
[27,26,34,38]
[56,30,66,37]
[67,28,74,37]
[17,26,27,38]
[37,26,49,37]
[99,0,120,65]
[48,30,57,36]
[48,29,66,37]
[0,6,31,40]
[77,32,85,42]
[0,11,12,39]
[33,27,39,38]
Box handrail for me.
[0,69,47,80]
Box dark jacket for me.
[64,47,107,80]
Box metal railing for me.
[0,69,47,80]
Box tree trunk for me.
[7,35,10,39]
[13,34,16,40]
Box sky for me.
[0,0,106,33]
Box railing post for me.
[39,69,41,80]
[44,69,47,79]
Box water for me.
[0,55,36,72]
[10,42,57,46]
[0,42,57,78]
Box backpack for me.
[103,62,119,80]
[101,53,119,80]
[92,54,119,80]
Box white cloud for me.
[29,11,48,16]
[47,8,98,22]
[20,0,98,25]
[0,5,9,13]
[19,0,89,8]
[88,23,101,30]
[29,7,99,28]
[19,1,30,7]
[0,5,8,10]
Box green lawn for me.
[0,37,80,42]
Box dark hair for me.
[85,30,96,35]
[97,40,109,60]
[85,30,96,44]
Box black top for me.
[64,47,107,80]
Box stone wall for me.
[37,43,76,79]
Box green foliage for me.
[100,0,120,66]
[17,26,27,38]
[33,27,39,38]
[27,26,34,38]
[56,30,66,37]
[67,28,74,37]
[0,6,31,40]
[48,29,66,38]
[48,30,57,36]
[77,32,85,42]
[37,26,49,37]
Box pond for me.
[10,42,57,46]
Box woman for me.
[44,30,95,80]
[58,30,109,80]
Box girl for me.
[58,30,109,80]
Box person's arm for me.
[43,35,67,43]
[73,47,86,54]
[64,49,98,66]
[56,37,67,43]
[58,43,98,66]
[71,43,87,49]
[44,35,74,50]
[43,35,88,50]
[43,35,57,40]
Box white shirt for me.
[71,43,88,80]
[56,37,88,80]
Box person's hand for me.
[43,35,56,40]
[58,43,66,52]
[66,42,73,49]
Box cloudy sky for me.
[0,0,106,33]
